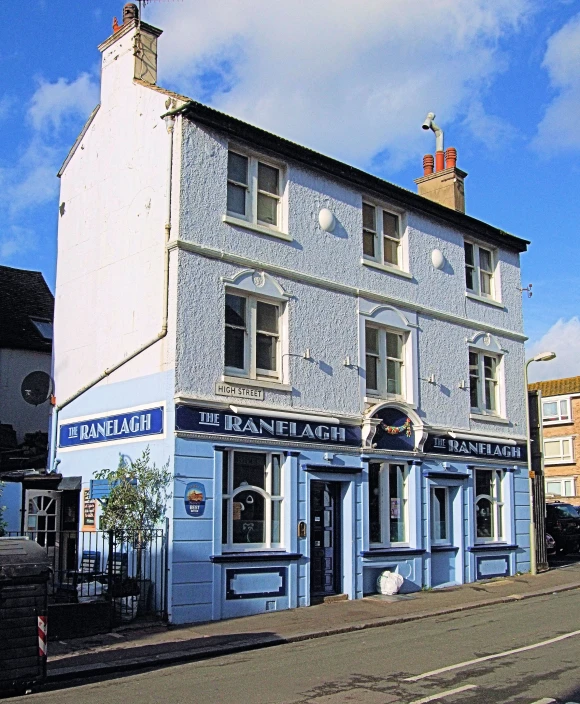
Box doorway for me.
[310,481,342,600]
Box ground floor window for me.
[222,450,283,549]
[431,487,450,545]
[474,468,504,542]
[369,462,408,546]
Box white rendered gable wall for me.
[54,23,178,404]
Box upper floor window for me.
[465,241,495,298]
[545,477,576,498]
[227,151,282,229]
[542,397,572,424]
[222,450,283,550]
[365,323,405,398]
[225,292,282,381]
[474,468,504,543]
[369,462,408,546]
[469,350,499,414]
[363,203,402,268]
[544,437,575,464]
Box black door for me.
[310,481,341,599]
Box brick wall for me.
[543,396,580,506]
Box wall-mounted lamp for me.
[303,348,313,361]
[458,379,467,390]
[318,208,336,232]
[431,249,445,270]
[343,355,356,368]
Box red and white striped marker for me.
[38,615,47,658]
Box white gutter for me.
[49,113,177,471]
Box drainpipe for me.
[48,112,177,471]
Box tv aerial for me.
[21,371,54,406]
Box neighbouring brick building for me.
[529,376,580,507]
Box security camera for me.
[422,112,435,130]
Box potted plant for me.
[94,447,171,617]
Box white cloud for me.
[533,13,580,153]
[147,0,532,168]
[28,73,99,132]
[0,225,37,260]
[0,73,99,218]
[527,317,580,381]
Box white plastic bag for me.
[376,570,404,595]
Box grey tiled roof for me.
[0,265,54,352]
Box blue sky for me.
[1,0,579,381]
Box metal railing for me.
[5,528,168,624]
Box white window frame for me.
[362,201,404,270]
[469,349,501,416]
[222,450,284,551]
[545,476,576,498]
[430,486,451,546]
[365,323,406,400]
[224,291,283,382]
[464,240,496,299]
[369,462,409,548]
[542,396,572,425]
[543,436,575,465]
[474,468,505,544]
[226,149,284,231]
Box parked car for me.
[546,532,557,557]
[545,502,580,555]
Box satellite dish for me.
[21,371,54,406]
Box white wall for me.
[0,348,52,442]
[54,24,177,405]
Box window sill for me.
[470,412,510,425]
[468,543,518,552]
[545,460,576,466]
[431,545,459,552]
[223,214,293,242]
[210,552,302,563]
[361,547,425,557]
[361,258,413,279]
[543,420,574,426]
[221,375,292,392]
[465,292,504,309]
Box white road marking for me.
[404,628,580,682]
[529,699,556,704]
[408,684,478,704]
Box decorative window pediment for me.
[221,269,290,300]
[363,304,413,332]
[466,331,504,355]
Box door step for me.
[322,593,348,604]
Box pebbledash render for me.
[51,4,532,624]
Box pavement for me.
[46,558,580,685]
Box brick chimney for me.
[415,113,467,213]
[98,3,162,93]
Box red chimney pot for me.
[445,147,457,170]
[422,154,434,176]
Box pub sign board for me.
[424,434,527,462]
[59,407,164,448]
[176,405,361,447]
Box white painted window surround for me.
[545,476,576,497]
[369,462,409,547]
[466,332,506,420]
[544,436,575,465]
[465,240,497,301]
[359,303,418,406]
[222,450,284,550]
[226,149,286,235]
[362,201,407,273]
[542,396,572,424]
[222,270,290,385]
[474,468,505,543]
